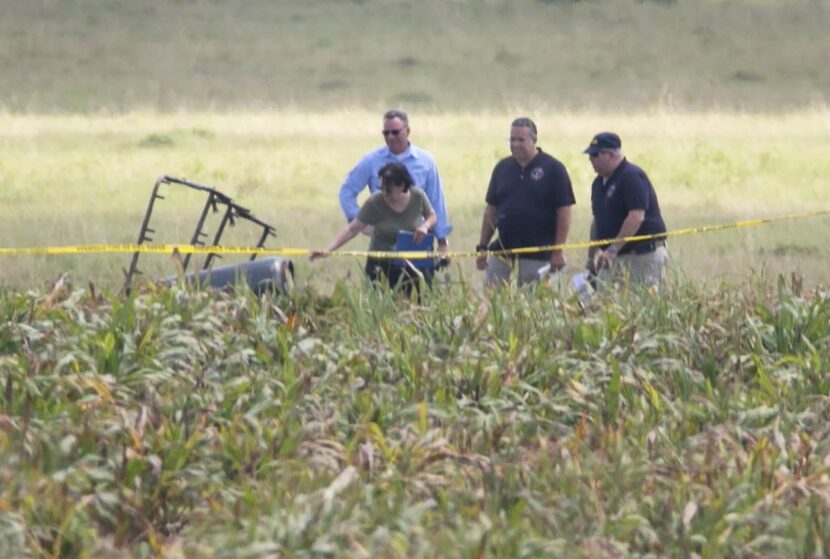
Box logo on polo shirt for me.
[606,183,617,198]
[530,167,544,181]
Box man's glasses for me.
[382,128,404,137]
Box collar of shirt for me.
[603,157,629,186]
[513,147,544,169]
[382,143,415,159]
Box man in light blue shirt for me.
[338,109,452,255]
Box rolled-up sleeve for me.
[421,161,453,239]
[339,156,372,221]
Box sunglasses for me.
[382,128,404,137]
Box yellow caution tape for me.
[0,209,828,260]
[0,244,311,257]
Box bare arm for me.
[585,218,600,273]
[476,205,498,270]
[588,219,599,260]
[596,209,646,268]
[310,218,366,261]
[478,205,497,248]
[610,209,646,252]
[550,205,572,270]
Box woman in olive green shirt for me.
[311,163,437,292]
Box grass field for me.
[2,0,828,293]
[1,109,828,293]
[3,1,830,557]
[2,0,829,113]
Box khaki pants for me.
[485,256,549,288]
[597,246,668,289]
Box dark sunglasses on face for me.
[382,128,404,136]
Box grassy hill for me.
[2,0,828,112]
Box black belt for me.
[622,239,666,255]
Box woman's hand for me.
[412,223,429,244]
[314,219,365,262]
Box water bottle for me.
[570,271,594,305]
[537,264,565,291]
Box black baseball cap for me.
[583,132,621,155]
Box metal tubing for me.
[182,193,217,272]
[125,175,287,295]
[203,203,235,270]
[125,175,167,294]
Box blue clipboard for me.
[392,230,435,271]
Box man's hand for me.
[596,251,613,269]
[549,250,566,272]
[476,244,488,271]
[585,255,598,277]
[596,244,619,269]
[437,239,450,266]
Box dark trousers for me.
[364,258,434,298]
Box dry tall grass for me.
[1,109,828,291]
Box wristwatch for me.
[476,244,488,252]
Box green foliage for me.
[137,134,175,148]
[2,276,830,556]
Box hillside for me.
[1,0,828,112]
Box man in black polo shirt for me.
[476,117,575,287]
[584,132,668,288]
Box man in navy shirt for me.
[338,109,452,257]
[476,117,575,287]
[584,132,668,288]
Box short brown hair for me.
[511,117,537,140]
[383,109,409,125]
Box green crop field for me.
[2,0,830,557]
[3,278,830,557]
